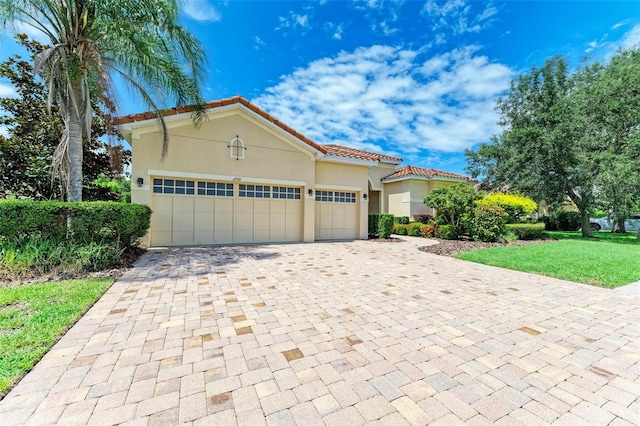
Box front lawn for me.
[0,278,113,398]
[455,231,640,288]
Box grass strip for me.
[0,278,113,397]
[455,231,640,287]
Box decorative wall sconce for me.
[137,177,144,187]
[308,189,314,196]
[363,193,368,200]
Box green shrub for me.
[413,213,434,224]
[419,224,436,238]
[393,216,410,225]
[506,223,545,240]
[393,223,408,235]
[424,183,482,233]
[0,200,151,249]
[479,193,537,223]
[543,210,581,231]
[434,225,458,240]
[368,214,380,237]
[469,203,508,242]
[377,214,395,238]
[406,222,424,237]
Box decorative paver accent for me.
[1,237,639,425]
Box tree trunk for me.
[66,90,84,202]
[566,188,593,237]
[611,218,627,233]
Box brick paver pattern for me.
[1,237,639,425]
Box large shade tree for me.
[0,0,207,201]
[574,49,640,233]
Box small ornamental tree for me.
[423,183,482,234]
[479,193,537,223]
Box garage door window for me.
[273,186,301,199]
[197,181,233,196]
[239,184,271,198]
[153,178,195,195]
[335,192,356,203]
[316,191,356,203]
[315,190,333,202]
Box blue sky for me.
[1,1,639,175]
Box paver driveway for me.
[1,237,639,425]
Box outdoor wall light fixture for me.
[137,177,144,187]
[308,189,314,196]
[363,193,368,200]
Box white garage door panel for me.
[269,202,286,241]
[150,179,302,246]
[285,201,302,241]
[315,190,358,240]
[194,198,215,244]
[214,198,234,244]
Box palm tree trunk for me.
[66,89,84,202]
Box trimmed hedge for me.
[0,200,151,250]
[393,223,408,235]
[419,224,436,238]
[393,216,410,225]
[368,214,380,237]
[378,214,394,238]
[406,222,424,237]
[434,224,458,240]
[506,223,545,240]
[469,203,508,242]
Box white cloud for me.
[276,12,310,32]
[0,82,17,97]
[620,24,640,50]
[254,44,513,157]
[423,0,497,40]
[182,0,221,22]
[253,36,266,50]
[611,20,629,30]
[3,21,50,43]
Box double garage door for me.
[150,178,302,246]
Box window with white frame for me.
[229,136,246,160]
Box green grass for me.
[0,278,113,397]
[456,231,640,288]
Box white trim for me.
[148,169,306,186]
[315,184,362,191]
[319,155,377,167]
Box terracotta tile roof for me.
[113,95,327,154]
[114,96,405,164]
[322,144,402,164]
[381,165,476,182]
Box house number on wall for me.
[233,177,242,181]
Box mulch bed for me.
[418,238,549,257]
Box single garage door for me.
[150,178,302,246]
[314,190,358,240]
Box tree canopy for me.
[0,34,129,201]
[0,0,207,201]
[466,48,640,236]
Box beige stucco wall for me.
[130,111,319,243]
[385,180,410,218]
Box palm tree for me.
[0,0,207,201]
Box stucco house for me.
[116,96,474,246]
